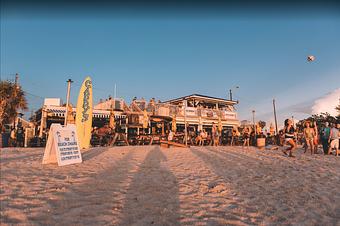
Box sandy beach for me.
[1,146,339,225]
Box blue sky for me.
[1,9,340,124]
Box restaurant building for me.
[160,94,239,131]
[34,93,239,141]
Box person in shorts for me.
[242,127,250,148]
[282,119,296,157]
[303,121,315,155]
[212,123,219,146]
[313,121,319,154]
[328,123,339,156]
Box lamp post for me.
[64,79,73,126]
[184,100,188,146]
[273,99,278,136]
[229,86,239,101]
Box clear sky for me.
[1,2,340,125]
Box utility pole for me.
[229,86,239,101]
[184,100,188,146]
[114,83,117,100]
[64,79,73,126]
[13,73,19,129]
[273,99,278,135]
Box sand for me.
[1,146,339,225]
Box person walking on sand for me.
[9,127,16,147]
[328,123,339,156]
[201,129,208,146]
[212,123,219,146]
[231,128,237,146]
[320,122,331,155]
[16,126,24,147]
[243,127,250,148]
[313,121,319,154]
[303,121,315,154]
[282,119,296,157]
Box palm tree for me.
[0,80,28,130]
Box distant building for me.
[36,98,127,137]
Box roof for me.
[161,94,238,105]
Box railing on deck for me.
[153,104,237,120]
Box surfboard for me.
[75,76,93,149]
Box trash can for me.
[257,138,266,149]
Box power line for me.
[23,91,45,100]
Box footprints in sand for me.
[1,146,340,225]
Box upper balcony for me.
[153,104,237,120]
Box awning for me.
[46,108,126,119]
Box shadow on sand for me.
[81,147,108,161]
[30,149,138,225]
[119,147,180,226]
[0,153,42,163]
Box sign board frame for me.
[43,123,82,166]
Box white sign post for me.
[43,123,82,166]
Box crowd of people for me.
[2,117,339,157]
[86,117,340,159]
[281,119,339,157]
[1,124,25,148]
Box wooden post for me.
[184,100,188,146]
[39,107,47,138]
[162,121,165,136]
[273,99,278,135]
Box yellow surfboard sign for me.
[75,77,93,149]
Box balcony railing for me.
[153,104,237,120]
